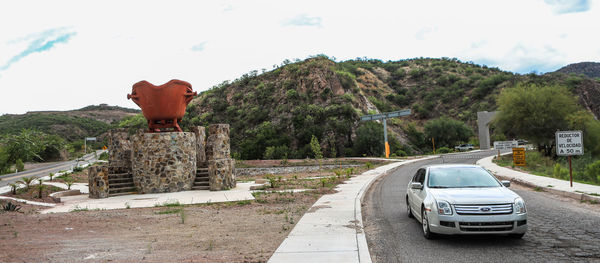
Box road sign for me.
[555,130,583,156]
[86,137,97,141]
[359,109,411,121]
[494,140,518,150]
[512,147,526,166]
[360,109,411,158]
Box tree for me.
[567,111,600,157]
[495,84,578,156]
[354,122,384,157]
[310,135,323,159]
[424,117,473,148]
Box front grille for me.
[454,204,513,215]
[459,221,514,232]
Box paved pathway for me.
[41,182,258,213]
[268,157,438,263]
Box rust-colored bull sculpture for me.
[127,79,197,132]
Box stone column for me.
[207,124,236,190]
[192,126,207,168]
[477,111,498,150]
[132,132,197,193]
[108,129,132,174]
[89,166,109,198]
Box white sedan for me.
[406,164,527,239]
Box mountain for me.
[556,62,600,79]
[0,104,139,141]
[182,56,600,159]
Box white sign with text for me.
[493,140,518,150]
[556,130,583,156]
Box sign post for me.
[556,131,584,187]
[360,109,411,158]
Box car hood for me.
[429,187,519,205]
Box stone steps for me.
[108,172,136,197]
[193,168,210,191]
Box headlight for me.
[514,197,526,214]
[437,200,453,215]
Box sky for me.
[0,0,599,115]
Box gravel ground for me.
[363,150,600,263]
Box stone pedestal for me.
[207,124,235,190]
[209,158,236,190]
[192,126,207,168]
[89,166,109,198]
[108,129,132,174]
[132,132,196,193]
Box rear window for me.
[428,167,501,188]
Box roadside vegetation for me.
[492,76,600,186]
[495,151,600,186]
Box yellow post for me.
[385,142,390,158]
[432,138,436,154]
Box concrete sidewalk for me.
[477,156,600,202]
[268,157,437,263]
[41,182,258,214]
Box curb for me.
[354,156,439,262]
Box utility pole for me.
[360,109,411,158]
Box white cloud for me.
[0,0,599,114]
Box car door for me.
[412,169,427,213]
[409,168,426,215]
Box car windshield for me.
[428,167,501,188]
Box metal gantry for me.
[360,109,411,158]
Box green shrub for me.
[585,160,600,183]
[436,147,453,154]
[15,159,24,172]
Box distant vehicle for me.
[406,164,527,239]
[517,139,528,145]
[454,144,474,151]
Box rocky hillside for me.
[556,62,600,79]
[182,56,600,159]
[0,104,139,141]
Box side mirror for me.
[411,182,423,190]
[501,180,511,187]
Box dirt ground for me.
[0,190,326,263]
[0,162,365,263]
[0,160,385,262]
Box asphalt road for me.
[0,150,104,187]
[363,150,600,263]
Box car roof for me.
[419,164,482,169]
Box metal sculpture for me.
[127,79,197,132]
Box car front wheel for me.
[422,208,435,239]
